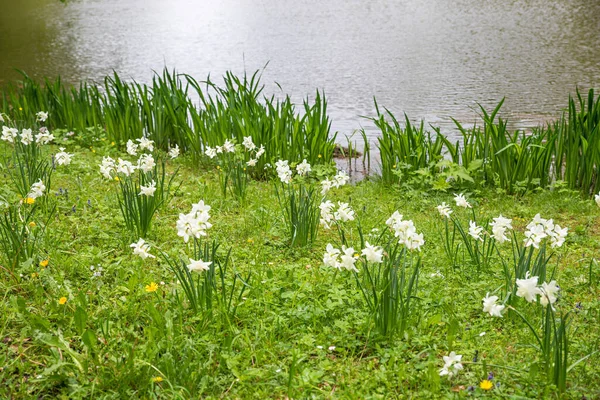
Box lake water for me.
[1,0,599,143]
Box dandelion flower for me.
[480,380,493,390]
[145,282,159,292]
[59,297,67,305]
[39,259,49,267]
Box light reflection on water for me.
[1,0,599,144]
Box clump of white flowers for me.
[482,293,505,317]
[515,272,560,306]
[126,139,138,156]
[489,215,512,244]
[35,128,55,145]
[439,351,463,378]
[523,214,568,249]
[322,244,358,272]
[176,200,213,243]
[1,126,18,143]
[321,170,350,194]
[139,181,157,197]
[28,180,46,199]
[168,144,180,159]
[36,111,49,122]
[385,211,424,251]
[296,159,311,176]
[1,126,54,146]
[319,201,355,229]
[130,238,155,259]
[275,160,293,183]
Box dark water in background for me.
[1,0,599,145]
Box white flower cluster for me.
[323,242,384,271]
[436,202,452,218]
[489,215,512,243]
[1,126,55,145]
[482,293,505,317]
[55,147,73,166]
[454,193,471,208]
[523,213,568,249]
[130,238,155,259]
[205,139,235,158]
[321,171,349,194]
[176,200,213,243]
[168,144,180,159]
[439,351,463,377]
[99,153,156,179]
[385,211,424,251]
[468,220,484,241]
[319,201,355,229]
[275,160,293,183]
[516,272,560,307]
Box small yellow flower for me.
[59,297,67,305]
[19,107,23,111]
[216,166,221,170]
[393,164,397,169]
[145,282,159,293]
[247,238,254,243]
[92,149,96,153]
[114,176,120,182]
[151,376,163,383]
[39,259,49,267]
[480,380,493,390]
[318,154,322,158]
[25,197,35,205]
[111,141,115,146]
[31,272,39,279]
[29,221,37,228]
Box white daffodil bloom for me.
[223,139,235,153]
[20,129,34,145]
[482,293,505,317]
[323,244,341,268]
[489,215,512,244]
[319,200,335,229]
[333,171,349,187]
[117,158,136,176]
[334,202,355,222]
[205,146,217,158]
[191,200,211,215]
[405,232,425,251]
[275,160,292,184]
[540,280,560,306]
[439,351,463,377]
[524,223,547,248]
[468,220,484,241]
[362,242,383,263]
[454,193,472,208]
[436,202,452,218]
[176,200,213,243]
[126,140,139,156]
[130,238,155,259]
[0,113,4,122]
[340,246,359,272]
[100,156,116,179]
[55,148,73,166]
[168,144,180,159]
[320,178,333,195]
[255,145,265,158]
[136,137,154,152]
[35,130,55,145]
[516,272,542,303]
[36,111,48,122]
[242,136,256,151]
[1,126,18,142]
[247,158,257,167]
[28,180,46,199]
[187,258,212,273]
[549,225,568,248]
[139,180,157,196]
[296,159,311,176]
[137,154,155,173]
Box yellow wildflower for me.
[29,221,36,228]
[151,376,163,383]
[145,282,159,293]
[59,297,67,305]
[39,259,49,267]
[25,197,35,205]
[480,380,493,390]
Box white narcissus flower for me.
[549,225,568,248]
[35,130,55,145]
[223,139,235,153]
[454,193,471,208]
[275,160,292,184]
[405,232,425,251]
[55,147,73,166]
[130,238,155,259]
[137,154,155,173]
[595,192,600,207]
[36,111,48,122]
[468,220,484,241]
[136,137,154,152]
[255,145,265,158]
[323,243,341,268]
[339,246,358,272]
[28,180,46,199]
[100,156,116,179]
[319,200,335,229]
[320,178,333,195]
[436,202,452,218]
[540,280,560,306]
[126,140,138,156]
[168,144,180,159]
[187,258,212,273]
[439,351,463,377]
[246,158,257,167]
[489,215,512,244]
[524,223,547,248]
[0,113,4,122]
[20,129,34,145]
[242,136,256,151]
[334,202,355,222]
[139,180,157,196]
[176,201,213,243]
[205,146,217,158]
[482,293,505,317]
[516,272,542,303]
[2,126,18,142]
[296,159,311,176]
[361,242,383,263]
[333,171,349,188]
[117,158,136,176]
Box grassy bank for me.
[0,127,599,398]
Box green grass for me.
[0,133,599,399]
